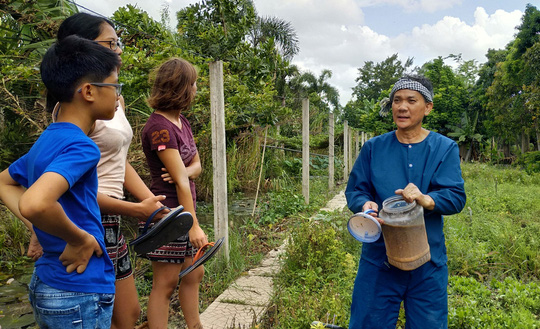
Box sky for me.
[74,0,534,106]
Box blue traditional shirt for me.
[345,131,466,267]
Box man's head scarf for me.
[379,77,434,116]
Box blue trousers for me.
[28,272,114,329]
[349,259,448,329]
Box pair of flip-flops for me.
[130,205,193,255]
[179,237,225,278]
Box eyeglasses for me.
[78,82,124,96]
[95,40,123,51]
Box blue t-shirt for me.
[345,131,466,267]
[9,122,115,294]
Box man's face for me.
[391,89,433,132]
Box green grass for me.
[4,163,536,328]
[260,163,540,329]
[0,206,31,270]
[446,163,540,281]
[131,176,336,326]
[0,175,336,327]
[264,211,359,329]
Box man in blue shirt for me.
[346,75,466,328]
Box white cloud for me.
[419,0,463,13]
[477,8,524,38]
[356,0,463,13]
[291,23,395,104]
[391,7,523,65]
[74,0,526,106]
[255,0,365,29]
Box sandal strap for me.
[142,206,169,234]
[194,242,215,262]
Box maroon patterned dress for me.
[140,112,198,262]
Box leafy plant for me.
[0,207,31,270]
[516,151,540,174]
[262,163,540,329]
[268,212,358,329]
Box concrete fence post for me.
[209,60,229,261]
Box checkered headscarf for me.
[379,78,434,116]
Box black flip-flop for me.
[179,237,225,278]
[130,205,193,255]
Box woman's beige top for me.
[89,104,133,199]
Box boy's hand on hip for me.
[27,232,43,261]
[59,232,103,274]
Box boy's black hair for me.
[45,13,117,112]
[57,13,115,41]
[40,35,120,105]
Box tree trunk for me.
[459,144,467,161]
[503,142,510,158]
[521,131,529,153]
[465,142,472,162]
[536,121,540,151]
[0,108,4,133]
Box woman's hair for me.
[57,13,114,41]
[148,58,198,112]
[41,35,120,104]
[45,13,116,112]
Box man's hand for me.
[362,201,383,224]
[395,183,435,210]
[59,232,103,274]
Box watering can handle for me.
[364,209,377,215]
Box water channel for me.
[0,263,35,329]
[0,195,256,329]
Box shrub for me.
[269,212,359,328]
[516,151,540,174]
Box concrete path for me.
[199,190,347,329]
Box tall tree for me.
[291,69,340,134]
[176,0,257,60]
[485,43,525,156]
[444,54,484,161]
[420,57,468,136]
[473,48,507,145]
[352,53,413,101]
[246,14,299,118]
[294,69,340,112]
[486,5,539,155]
[512,4,540,59]
[0,0,78,168]
[112,5,188,116]
[522,41,540,150]
[248,15,299,61]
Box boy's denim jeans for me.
[28,271,114,329]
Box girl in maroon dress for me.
[141,58,208,329]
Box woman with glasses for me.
[42,13,168,329]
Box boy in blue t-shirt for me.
[0,35,121,328]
